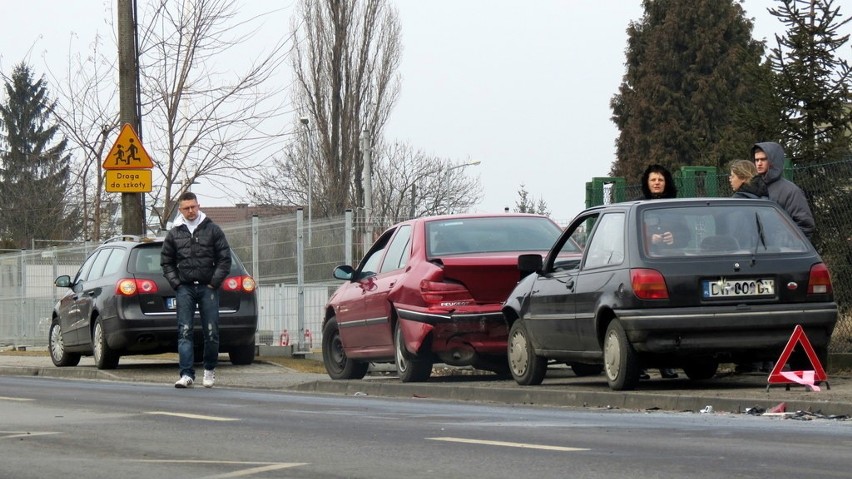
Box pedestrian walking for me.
[161,192,232,388]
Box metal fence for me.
[1,158,850,354]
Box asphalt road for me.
[3,375,852,479]
[2,351,852,418]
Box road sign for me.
[105,169,152,193]
[103,123,154,169]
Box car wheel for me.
[228,341,255,365]
[321,318,368,380]
[682,360,718,381]
[569,362,604,377]
[93,318,120,370]
[49,320,80,367]
[603,320,640,391]
[394,324,433,383]
[507,319,546,385]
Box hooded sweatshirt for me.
[752,142,815,239]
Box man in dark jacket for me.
[752,142,815,239]
[162,192,232,388]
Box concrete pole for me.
[118,0,144,235]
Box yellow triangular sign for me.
[102,123,154,170]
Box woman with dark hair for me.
[639,163,678,200]
[637,164,682,380]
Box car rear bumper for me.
[396,307,508,359]
[616,302,838,354]
[103,313,258,353]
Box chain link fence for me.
[1,158,850,354]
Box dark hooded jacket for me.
[161,215,232,290]
[752,142,815,238]
[732,175,768,199]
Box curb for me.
[287,380,852,417]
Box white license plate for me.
[702,279,775,298]
[166,297,177,310]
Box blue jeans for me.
[176,284,220,379]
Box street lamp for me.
[300,116,312,245]
[443,159,481,214]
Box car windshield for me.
[641,204,810,257]
[426,216,563,256]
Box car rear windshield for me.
[426,216,563,256]
[641,204,810,257]
[129,243,246,275]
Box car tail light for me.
[807,263,833,295]
[116,278,158,296]
[630,268,669,300]
[420,280,474,307]
[222,275,256,293]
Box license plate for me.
[166,297,177,310]
[702,279,774,298]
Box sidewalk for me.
[2,351,851,419]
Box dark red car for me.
[321,214,565,382]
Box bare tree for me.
[286,0,402,217]
[370,142,483,226]
[137,0,291,229]
[48,31,122,241]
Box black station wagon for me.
[503,198,838,391]
[50,236,258,369]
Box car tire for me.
[93,318,120,370]
[569,362,604,377]
[228,341,255,365]
[508,319,546,385]
[394,323,433,383]
[603,320,640,391]
[49,320,80,367]
[682,360,718,381]
[322,318,368,380]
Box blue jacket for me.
[752,142,815,239]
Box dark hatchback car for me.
[50,236,258,369]
[503,198,838,391]
[322,214,565,382]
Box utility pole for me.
[118,0,144,235]
[361,129,373,251]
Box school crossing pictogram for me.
[102,123,154,169]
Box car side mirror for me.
[54,275,72,288]
[517,254,543,276]
[332,265,355,281]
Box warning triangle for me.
[767,324,828,390]
[102,123,155,170]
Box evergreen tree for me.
[514,184,550,216]
[768,0,852,163]
[0,63,75,248]
[610,0,778,184]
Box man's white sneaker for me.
[203,370,215,388]
[174,375,194,388]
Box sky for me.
[1,1,847,222]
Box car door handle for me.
[566,279,575,290]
